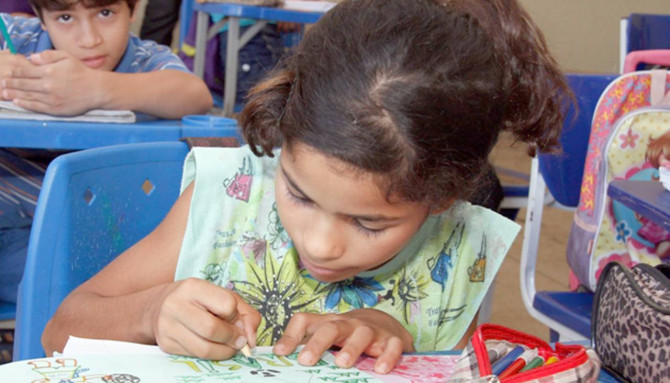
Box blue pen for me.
[0,16,17,54]
[490,345,525,376]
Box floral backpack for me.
[566,69,670,292]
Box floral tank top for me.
[175,146,520,351]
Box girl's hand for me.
[148,278,261,360]
[273,309,415,374]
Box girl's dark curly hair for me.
[240,0,571,208]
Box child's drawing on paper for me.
[355,353,459,383]
[3,348,460,382]
[27,357,140,383]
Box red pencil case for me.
[447,324,601,383]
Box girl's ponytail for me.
[483,0,572,155]
[238,67,296,157]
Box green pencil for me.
[0,17,17,54]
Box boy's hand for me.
[274,309,415,374]
[0,51,34,100]
[1,50,101,115]
[149,278,261,360]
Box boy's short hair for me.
[29,0,139,18]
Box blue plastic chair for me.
[620,13,670,72]
[519,73,618,342]
[13,141,191,360]
[626,13,670,53]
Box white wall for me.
[519,0,669,73]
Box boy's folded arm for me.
[95,69,213,119]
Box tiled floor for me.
[487,132,574,341]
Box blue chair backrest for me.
[627,13,670,54]
[538,73,618,207]
[14,141,190,360]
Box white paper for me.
[0,101,136,123]
[63,335,279,356]
[283,0,337,13]
[63,336,166,356]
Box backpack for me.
[567,69,670,292]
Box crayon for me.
[497,349,537,379]
[0,17,16,54]
[490,346,525,376]
[544,355,560,365]
[519,356,545,372]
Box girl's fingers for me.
[334,325,375,368]
[235,297,261,347]
[160,320,240,360]
[198,288,260,348]
[297,320,344,365]
[191,284,242,323]
[274,312,320,356]
[160,280,252,354]
[373,336,404,375]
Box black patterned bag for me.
[591,261,670,382]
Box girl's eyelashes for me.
[353,220,385,238]
[284,187,313,206]
[284,185,385,237]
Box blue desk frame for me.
[191,2,326,117]
[0,115,231,150]
[607,180,670,232]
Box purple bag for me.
[177,11,224,94]
[0,1,34,15]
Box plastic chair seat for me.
[502,185,529,198]
[533,291,593,339]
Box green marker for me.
[0,17,17,54]
[519,356,544,373]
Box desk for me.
[607,180,670,232]
[0,348,622,382]
[191,2,327,117]
[0,114,237,150]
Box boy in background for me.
[0,0,212,117]
[0,0,213,344]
